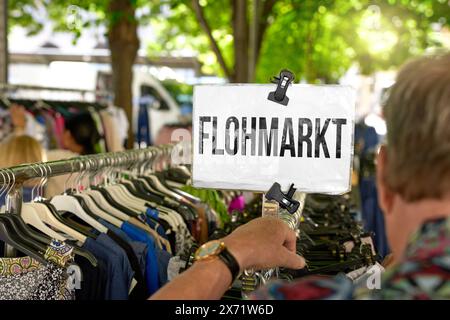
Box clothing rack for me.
[0,83,110,98]
[0,145,173,212]
[0,145,174,257]
[0,83,113,109]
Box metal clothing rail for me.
[0,145,174,210]
[0,145,174,257]
[0,83,110,96]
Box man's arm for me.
[150,257,232,300]
[150,217,305,300]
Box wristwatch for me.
[194,240,241,284]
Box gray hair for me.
[383,52,450,201]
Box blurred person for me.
[151,52,450,300]
[11,108,101,196]
[45,113,101,197]
[11,106,101,156]
[355,120,390,258]
[0,135,46,207]
[61,112,102,155]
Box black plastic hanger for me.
[41,200,97,239]
[126,179,165,204]
[9,213,98,267]
[91,186,138,217]
[0,218,47,264]
[3,214,50,247]
[0,216,47,254]
[164,167,190,184]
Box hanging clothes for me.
[100,110,124,152]
[355,122,390,258]
[0,146,231,301]
[107,105,129,149]
[2,99,123,153]
[137,97,152,147]
[0,240,76,300]
[87,107,107,153]
[81,235,133,300]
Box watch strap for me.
[218,247,240,284]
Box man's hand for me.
[223,217,306,272]
[151,217,306,300]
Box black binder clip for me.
[265,182,300,214]
[267,69,295,106]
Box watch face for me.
[195,240,224,260]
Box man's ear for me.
[376,145,394,214]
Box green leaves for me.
[8,0,450,81]
[148,0,450,82]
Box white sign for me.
[192,84,356,194]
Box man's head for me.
[63,112,100,155]
[376,53,450,260]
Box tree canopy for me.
[149,0,450,83]
[7,0,450,85]
[8,0,166,147]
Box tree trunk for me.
[231,0,249,83]
[192,0,277,83]
[248,0,261,82]
[248,0,278,82]
[107,0,139,149]
[191,0,232,80]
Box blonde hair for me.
[384,53,450,201]
[0,135,46,168]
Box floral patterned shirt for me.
[251,218,450,300]
[0,240,76,300]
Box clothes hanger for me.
[19,206,98,267]
[143,174,184,201]
[90,185,139,216]
[97,175,145,212]
[98,153,176,248]
[130,151,186,229]
[33,163,96,238]
[90,157,143,216]
[167,185,201,205]
[0,219,47,264]
[8,213,54,246]
[108,163,150,211]
[85,189,131,221]
[50,162,108,234]
[135,176,167,198]
[122,178,165,204]
[43,199,99,238]
[0,215,48,254]
[0,170,48,253]
[21,203,67,241]
[83,156,143,223]
[76,193,123,228]
[103,156,151,212]
[72,160,123,228]
[28,163,98,267]
[106,183,146,212]
[132,149,170,199]
[24,165,88,244]
[0,170,47,264]
[0,168,89,266]
[25,202,82,241]
[164,166,191,184]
